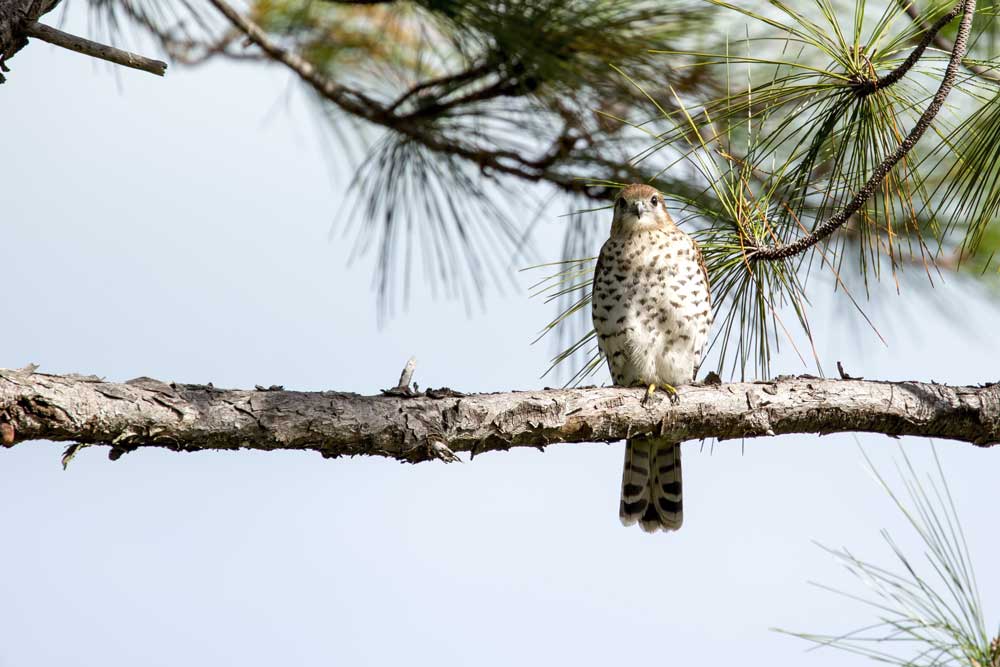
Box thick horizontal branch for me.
[1,367,998,465]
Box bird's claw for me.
[641,383,680,406]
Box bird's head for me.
[610,183,674,235]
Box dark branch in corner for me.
[749,0,975,263]
[1,366,998,466]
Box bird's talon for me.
[660,384,680,405]
[640,383,656,407]
[640,383,680,406]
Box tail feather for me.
[619,437,682,532]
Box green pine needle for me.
[776,446,998,667]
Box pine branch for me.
[898,0,1000,84]
[23,20,166,76]
[750,0,976,262]
[854,2,968,94]
[203,0,379,117]
[1,366,998,465]
[201,0,645,200]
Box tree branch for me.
[1,0,168,80]
[385,61,496,115]
[1,367,997,465]
[750,0,975,262]
[856,2,965,93]
[202,0,619,200]
[898,0,1000,84]
[203,0,379,119]
[23,21,166,76]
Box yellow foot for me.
[641,383,679,406]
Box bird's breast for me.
[593,230,712,386]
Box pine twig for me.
[23,21,166,76]
[897,0,1000,84]
[202,0,614,200]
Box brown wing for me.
[590,246,614,373]
[692,237,712,307]
[591,251,604,302]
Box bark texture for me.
[0,0,55,67]
[1,366,998,463]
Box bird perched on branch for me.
[592,183,712,533]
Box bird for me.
[591,183,712,533]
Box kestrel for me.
[591,184,712,532]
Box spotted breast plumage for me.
[591,183,712,533]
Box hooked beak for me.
[631,200,647,217]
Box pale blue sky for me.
[1,9,998,667]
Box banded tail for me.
[620,437,682,532]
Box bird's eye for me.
[650,196,659,206]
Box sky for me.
[1,8,999,667]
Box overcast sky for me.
[2,8,998,667]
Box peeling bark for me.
[0,366,997,464]
[0,0,57,74]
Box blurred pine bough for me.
[86,0,1000,378]
[779,447,999,667]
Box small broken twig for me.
[382,356,419,397]
[397,357,417,390]
[837,361,863,380]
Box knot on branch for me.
[743,391,776,438]
[849,75,878,97]
[746,242,796,263]
[404,434,461,464]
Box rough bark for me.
[0,0,55,69]
[1,366,997,465]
